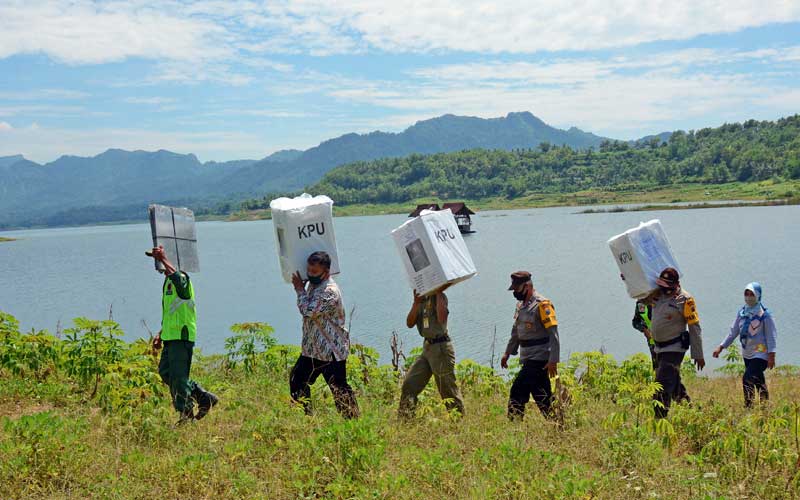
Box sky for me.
[1,0,800,164]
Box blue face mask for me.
[308,274,323,285]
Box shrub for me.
[224,322,276,374]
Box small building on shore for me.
[409,203,441,217]
[407,202,476,234]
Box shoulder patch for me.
[683,297,700,325]
[539,300,558,328]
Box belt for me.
[425,335,451,345]
[654,331,688,348]
[520,337,549,347]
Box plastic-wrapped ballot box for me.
[149,204,199,273]
[269,194,340,282]
[392,209,477,296]
[608,219,681,299]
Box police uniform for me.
[399,293,465,417]
[505,283,560,419]
[649,286,703,418]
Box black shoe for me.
[195,391,219,420]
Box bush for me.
[62,318,126,397]
[224,322,276,374]
[0,312,60,381]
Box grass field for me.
[2,312,800,499]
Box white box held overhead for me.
[149,204,199,273]
[608,219,681,299]
[392,209,477,296]
[269,194,340,283]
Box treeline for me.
[241,115,800,208]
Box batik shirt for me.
[296,277,349,361]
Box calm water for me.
[1,205,798,370]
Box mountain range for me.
[0,112,611,228]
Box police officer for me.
[501,271,560,420]
[631,295,657,370]
[149,245,218,424]
[649,267,704,418]
[398,284,465,418]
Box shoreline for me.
[578,198,800,214]
[2,180,798,232]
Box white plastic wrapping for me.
[608,219,681,299]
[269,193,340,282]
[392,209,477,296]
[149,204,199,273]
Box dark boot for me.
[193,385,219,420]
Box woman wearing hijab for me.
[713,282,777,407]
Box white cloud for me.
[0,89,90,100]
[0,104,86,118]
[327,0,800,53]
[2,0,799,68]
[0,1,228,65]
[123,97,176,105]
[316,46,800,138]
[0,121,12,131]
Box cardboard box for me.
[392,209,477,296]
[608,219,681,299]
[269,194,340,282]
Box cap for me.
[655,267,680,288]
[508,271,532,290]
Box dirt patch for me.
[0,399,56,419]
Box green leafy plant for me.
[716,344,745,376]
[0,323,60,382]
[62,318,126,397]
[224,322,276,374]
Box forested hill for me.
[0,112,606,228]
[214,111,608,194]
[292,115,800,205]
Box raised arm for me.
[406,290,422,328]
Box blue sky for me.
[1,1,799,163]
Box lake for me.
[1,204,797,370]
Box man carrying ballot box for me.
[148,245,218,425]
[649,267,705,418]
[398,284,465,419]
[289,251,360,419]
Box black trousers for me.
[743,357,769,407]
[508,359,553,420]
[653,351,690,418]
[289,355,360,419]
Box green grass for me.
[226,180,800,221]
[2,311,800,499]
[0,236,17,242]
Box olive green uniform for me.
[399,294,465,417]
[649,288,703,418]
